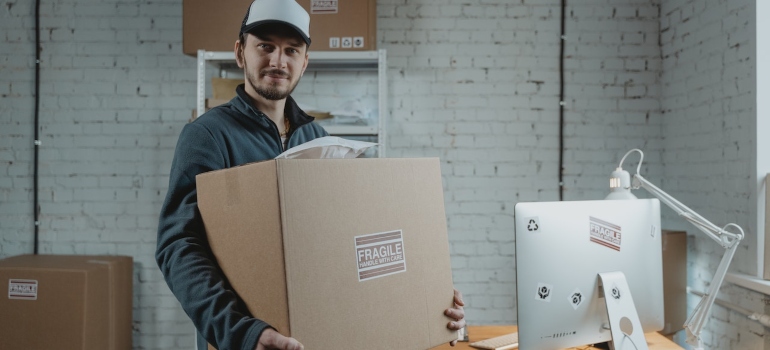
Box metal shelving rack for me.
[196,49,388,157]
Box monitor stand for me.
[598,271,649,350]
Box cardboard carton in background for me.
[197,158,457,350]
[183,0,377,55]
[0,256,109,350]
[0,255,133,350]
[660,230,687,336]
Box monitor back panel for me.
[514,199,664,349]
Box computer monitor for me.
[514,199,664,349]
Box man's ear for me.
[234,39,245,69]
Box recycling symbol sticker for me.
[535,282,553,302]
[525,217,540,232]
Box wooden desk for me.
[430,325,682,350]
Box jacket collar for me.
[233,84,314,128]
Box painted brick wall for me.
[5,0,763,349]
[380,0,663,325]
[0,0,197,348]
[659,0,766,349]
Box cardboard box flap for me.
[276,158,456,349]
[85,256,134,350]
[197,161,291,333]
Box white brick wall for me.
[2,0,766,349]
[1,0,196,348]
[660,0,765,349]
[381,0,664,326]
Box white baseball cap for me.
[240,0,311,46]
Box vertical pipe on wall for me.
[559,0,566,200]
[33,0,40,254]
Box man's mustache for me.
[260,69,291,79]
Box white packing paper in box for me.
[275,136,378,159]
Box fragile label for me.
[355,230,406,282]
[589,216,621,251]
[8,279,38,300]
[311,0,338,14]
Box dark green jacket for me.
[156,85,328,350]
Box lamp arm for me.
[630,173,744,348]
[683,241,740,348]
[632,174,743,248]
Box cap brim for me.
[241,20,311,46]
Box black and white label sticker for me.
[355,230,406,282]
[341,37,352,48]
[9,279,38,300]
[535,282,553,302]
[589,216,621,251]
[353,37,364,48]
[329,37,340,48]
[525,217,540,232]
[311,0,338,14]
[568,288,584,310]
[610,283,622,301]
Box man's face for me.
[236,31,308,101]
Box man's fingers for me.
[447,318,466,330]
[260,329,304,350]
[444,306,465,321]
[446,289,466,347]
[453,288,465,307]
[271,335,304,350]
[284,338,304,350]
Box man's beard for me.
[245,64,300,101]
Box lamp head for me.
[605,167,637,200]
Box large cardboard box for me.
[660,230,687,335]
[197,158,457,350]
[183,0,377,56]
[0,255,133,350]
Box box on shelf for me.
[660,230,687,335]
[190,99,233,120]
[0,254,133,350]
[212,77,241,100]
[206,98,231,109]
[197,158,456,350]
[183,0,377,56]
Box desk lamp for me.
[605,149,744,349]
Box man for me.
[156,0,465,349]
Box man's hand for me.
[255,328,304,350]
[444,288,466,346]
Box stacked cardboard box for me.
[0,255,133,350]
[660,230,687,336]
[183,0,377,55]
